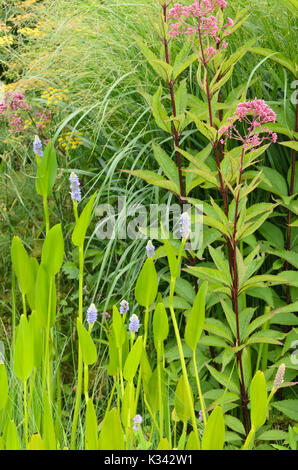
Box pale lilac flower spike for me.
[273,363,286,389]
[120,299,129,314]
[133,414,142,431]
[33,135,43,157]
[129,314,140,333]
[69,172,82,202]
[146,240,155,258]
[180,212,191,239]
[87,303,97,324]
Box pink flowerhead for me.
[168,1,233,61]
[218,99,277,150]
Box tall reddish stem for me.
[162,3,184,198]
[198,19,250,434]
[285,99,298,304]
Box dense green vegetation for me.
[0,0,297,451]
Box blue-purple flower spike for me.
[87,303,97,324]
[69,172,82,202]
[120,299,129,314]
[33,135,43,157]
[146,240,155,258]
[129,314,140,333]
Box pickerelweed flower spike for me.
[129,314,140,333]
[33,135,43,157]
[273,363,286,389]
[180,212,191,239]
[120,299,129,314]
[133,414,142,431]
[86,303,97,324]
[146,240,155,258]
[69,172,82,202]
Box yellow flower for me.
[0,35,14,47]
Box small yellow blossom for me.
[0,35,14,47]
[41,87,69,106]
[18,27,44,38]
[58,131,83,150]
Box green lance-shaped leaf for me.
[152,85,171,134]
[123,336,143,382]
[26,257,39,311]
[36,141,57,198]
[146,368,159,415]
[250,370,268,429]
[28,310,43,369]
[153,302,169,350]
[72,192,97,247]
[201,406,225,450]
[186,430,200,450]
[172,39,197,80]
[27,434,46,450]
[121,381,135,430]
[0,363,8,410]
[135,258,158,307]
[185,281,208,351]
[42,390,56,450]
[122,169,180,194]
[5,420,21,450]
[11,236,35,296]
[174,375,194,423]
[135,38,169,82]
[112,305,126,349]
[41,224,64,277]
[279,140,298,151]
[14,315,34,382]
[98,408,125,450]
[77,318,97,366]
[35,264,56,328]
[247,46,296,77]
[85,399,98,450]
[107,329,119,376]
[157,437,170,450]
[162,229,180,278]
[152,142,179,188]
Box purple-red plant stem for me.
[162,2,185,199]
[285,98,298,305]
[198,19,250,434]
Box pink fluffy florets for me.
[219,99,277,152]
[168,0,233,63]
[234,99,277,126]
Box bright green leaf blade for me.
[202,406,225,450]
[135,258,158,307]
[41,224,64,276]
[72,192,97,247]
[250,370,268,428]
[77,318,97,366]
[185,281,208,350]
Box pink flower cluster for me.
[219,99,278,151]
[0,91,51,134]
[168,0,233,62]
